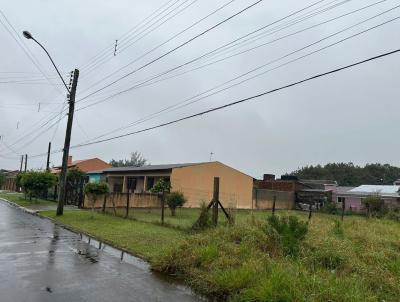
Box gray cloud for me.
[0,0,399,178]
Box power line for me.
[75,2,398,126]
[0,9,65,96]
[77,0,348,105]
[80,0,193,74]
[78,0,264,102]
[30,47,400,158]
[78,0,338,96]
[79,0,183,70]
[81,0,237,86]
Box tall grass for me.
[154,213,400,301]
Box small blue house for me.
[86,170,104,183]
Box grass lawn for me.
[0,192,56,208]
[41,209,186,261]
[39,207,400,301]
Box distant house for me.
[51,156,111,174]
[0,170,19,191]
[334,185,400,211]
[87,170,104,183]
[254,174,337,209]
[99,161,254,209]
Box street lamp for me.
[23,30,79,216]
[22,30,70,92]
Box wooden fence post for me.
[308,202,313,221]
[125,192,130,218]
[212,177,220,226]
[112,193,117,216]
[272,195,276,216]
[341,199,345,222]
[102,193,107,213]
[161,191,165,225]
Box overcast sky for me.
[0,0,399,178]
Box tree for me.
[165,191,186,216]
[20,171,57,201]
[84,182,109,218]
[0,171,5,188]
[362,194,385,217]
[67,167,84,182]
[150,178,171,193]
[110,151,148,167]
[289,162,400,186]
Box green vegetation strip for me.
[41,210,185,261]
[0,193,56,208]
[40,209,400,301]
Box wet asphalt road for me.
[0,200,201,302]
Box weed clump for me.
[192,202,212,231]
[265,215,308,256]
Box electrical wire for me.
[77,0,265,102]
[29,47,400,158]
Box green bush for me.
[149,178,171,193]
[165,191,186,216]
[20,171,56,200]
[0,171,5,188]
[321,202,339,215]
[265,215,308,256]
[362,194,386,217]
[67,167,85,182]
[84,182,109,217]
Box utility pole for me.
[24,154,28,172]
[57,69,79,216]
[19,155,23,172]
[46,142,51,171]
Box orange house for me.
[103,161,254,209]
[51,156,111,174]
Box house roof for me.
[103,163,206,173]
[350,185,400,194]
[335,186,355,194]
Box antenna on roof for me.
[209,152,214,161]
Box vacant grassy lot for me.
[39,205,400,302]
[104,207,276,230]
[0,192,56,208]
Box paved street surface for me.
[0,200,201,302]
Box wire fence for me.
[84,185,295,230]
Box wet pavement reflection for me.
[0,201,202,302]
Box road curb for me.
[0,197,39,216]
[0,197,149,261]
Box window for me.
[337,197,345,203]
[146,177,155,191]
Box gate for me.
[65,176,87,207]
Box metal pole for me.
[57,69,79,216]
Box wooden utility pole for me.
[57,69,79,216]
[19,155,23,172]
[24,154,27,172]
[341,199,346,222]
[272,195,276,216]
[212,177,220,226]
[46,142,51,171]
